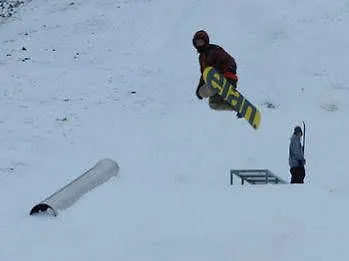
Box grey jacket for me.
[289,134,305,168]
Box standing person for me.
[192,30,241,117]
[289,126,306,183]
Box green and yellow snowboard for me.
[203,66,261,130]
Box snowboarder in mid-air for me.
[192,30,241,117]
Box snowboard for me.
[202,66,261,129]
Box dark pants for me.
[290,166,305,184]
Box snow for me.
[1,0,349,260]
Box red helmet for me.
[193,30,209,50]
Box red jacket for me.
[198,44,238,86]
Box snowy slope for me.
[1,0,349,260]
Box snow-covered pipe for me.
[30,158,119,216]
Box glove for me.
[196,85,203,100]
